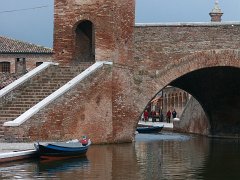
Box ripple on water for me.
[135,132,192,142]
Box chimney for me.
[209,0,223,22]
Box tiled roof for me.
[0,36,53,54]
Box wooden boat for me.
[34,138,91,159]
[136,125,164,134]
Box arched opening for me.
[74,20,95,63]
[175,93,178,108]
[182,92,188,107]
[171,93,174,109]
[170,66,240,136]
[179,92,183,109]
[139,86,190,124]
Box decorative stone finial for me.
[209,0,223,22]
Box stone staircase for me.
[0,64,91,140]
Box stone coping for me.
[135,21,240,27]
[0,149,36,159]
[0,143,36,162]
[0,143,34,152]
[0,150,36,163]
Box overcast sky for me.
[0,0,240,48]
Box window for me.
[0,62,10,73]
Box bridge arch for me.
[145,49,240,137]
[157,49,240,86]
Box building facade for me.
[147,86,190,121]
[0,36,53,88]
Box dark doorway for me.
[74,20,95,63]
[15,58,26,74]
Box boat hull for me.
[136,126,164,134]
[34,140,91,159]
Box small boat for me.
[136,125,164,134]
[34,137,91,160]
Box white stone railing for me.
[135,21,240,27]
[0,62,57,105]
[4,61,113,127]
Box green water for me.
[1,132,240,180]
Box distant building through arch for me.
[146,86,191,122]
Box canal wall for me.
[173,97,210,135]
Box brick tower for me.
[53,0,135,65]
[209,0,223,22]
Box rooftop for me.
[0,36,53,54]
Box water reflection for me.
[0,158,90,179]
[197,138,240,180]
[135,133,209,180]
[36,157,89,177]
[1,133,240,179]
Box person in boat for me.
[80,136,88,146]
[166,110,171,123]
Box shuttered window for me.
[0,62,10,73]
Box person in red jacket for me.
[80,136,88,146]
[143,110,149,122]
[166,110,171,123]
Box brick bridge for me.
[2,0,240,143]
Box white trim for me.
[135,21,240,27]
[0,150,36,159]
[0,62,58,98]
[3,61,112,127]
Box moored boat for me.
[34,137,91,159]
[136,125,164,134]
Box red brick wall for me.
[53,0,135,65]
[134,24,240,71]
[4,22,240,143]
[131,24,240,102]
[5,65,113,143]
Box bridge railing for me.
[3,61,113,127]
[0,62,58,106]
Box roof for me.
[0,36,53,54]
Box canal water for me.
[1,132,240,179]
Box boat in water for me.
[34,137,91,160]
[136,125,164,134]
